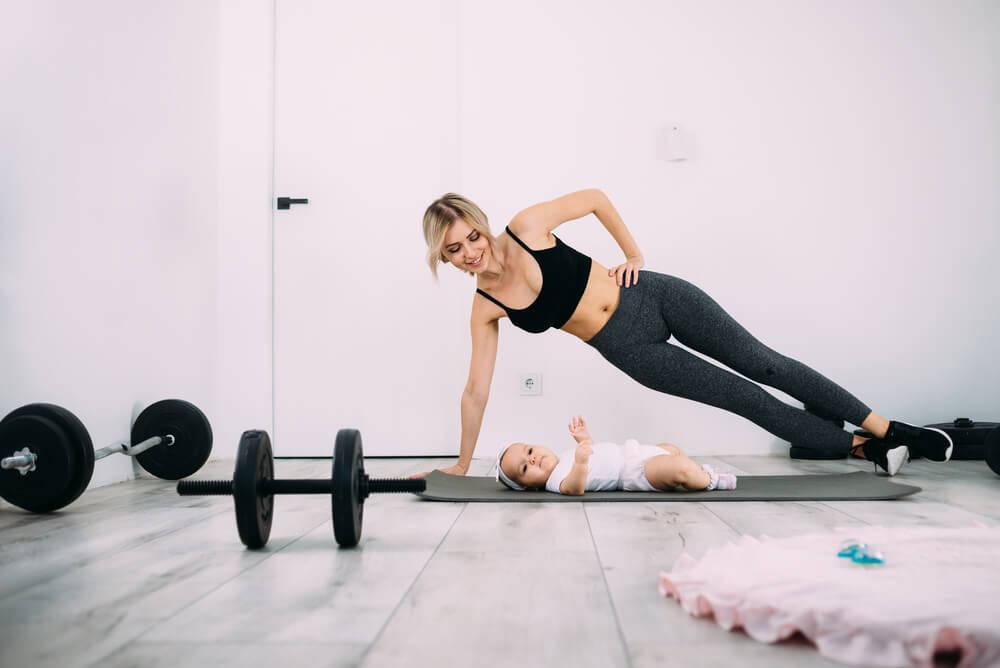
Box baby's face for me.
[501,443,558,489]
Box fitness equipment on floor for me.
[853,423,1000,477]
[1,400,212,512]
[855,417,999,461]
[923,418,999,460]
[176,428,425,548]
[985,427,1000,476]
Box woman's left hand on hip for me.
[609,255,644,288]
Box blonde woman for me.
[420,189,952,477]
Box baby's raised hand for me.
[568,415,593,444]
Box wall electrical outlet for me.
[519,373,542,396]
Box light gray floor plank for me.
[362,500,628,667]
[99,643,368,668]
[0,550,267,668]
[586,503,738,656]
[361,549,628,668]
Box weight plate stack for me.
[332,429,364,547]
[986,427,1000,476]
[132,399,213,479]
[1,404,94,512]
[924,418,999,460]
[234,430,273,549]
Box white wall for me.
[454,0,1000,455]
[0,1,220,487]
[261,0,999,459]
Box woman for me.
[420,189,952,477]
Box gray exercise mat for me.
[418,470,921,502]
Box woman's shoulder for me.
[470,287,506,322]
[510,189,604,236]
[505,217,556,250]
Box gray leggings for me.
[586,271,869,454]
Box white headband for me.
[495,444,524,491]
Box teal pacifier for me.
[837,539,885,564]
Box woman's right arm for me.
[411,298,499,479]
[441,302,499,475]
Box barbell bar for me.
[176,428,424,548]
[2,434,177,474]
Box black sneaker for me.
[851,439,909,476]
[885,421,953,462]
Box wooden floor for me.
[1,454,997,668]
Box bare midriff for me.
[560,261,622,341]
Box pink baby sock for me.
[702,465,738,491]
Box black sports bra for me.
[476,226,592,333]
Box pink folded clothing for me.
[659,525,1000,667]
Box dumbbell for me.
[177,428,425,548]
[1,400,212,512]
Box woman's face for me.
[442,217,491,274]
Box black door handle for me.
[277,197,309,210]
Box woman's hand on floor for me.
[410,462,470,479]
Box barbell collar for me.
[367,478,427,494]
[177,479,233,495]
[1,448,38,474]
[126,434,173,456]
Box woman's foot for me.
[885,421,953,462]
[852,439,909,476]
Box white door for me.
[273,0,468,456]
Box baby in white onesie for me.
[496,416,737,495]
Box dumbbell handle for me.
[177,476,425,497]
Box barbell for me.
[1,400,212,512]
[176,428,425,548]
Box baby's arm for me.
[559,441,593,496]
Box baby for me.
[496,416,737,495]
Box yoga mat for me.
[417,470,921,502]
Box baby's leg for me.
[644,448,711,491]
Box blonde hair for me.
[422,193,496,278]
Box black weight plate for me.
[1,403,94,511]
[234,430,273,549]
[132,399,213,480]
[789,445,846,461]
[332,429,364,547]
[986,427,1000,476]
[924,419,999,460]
[1,415,78,512]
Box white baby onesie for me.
[544,441,625,493]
